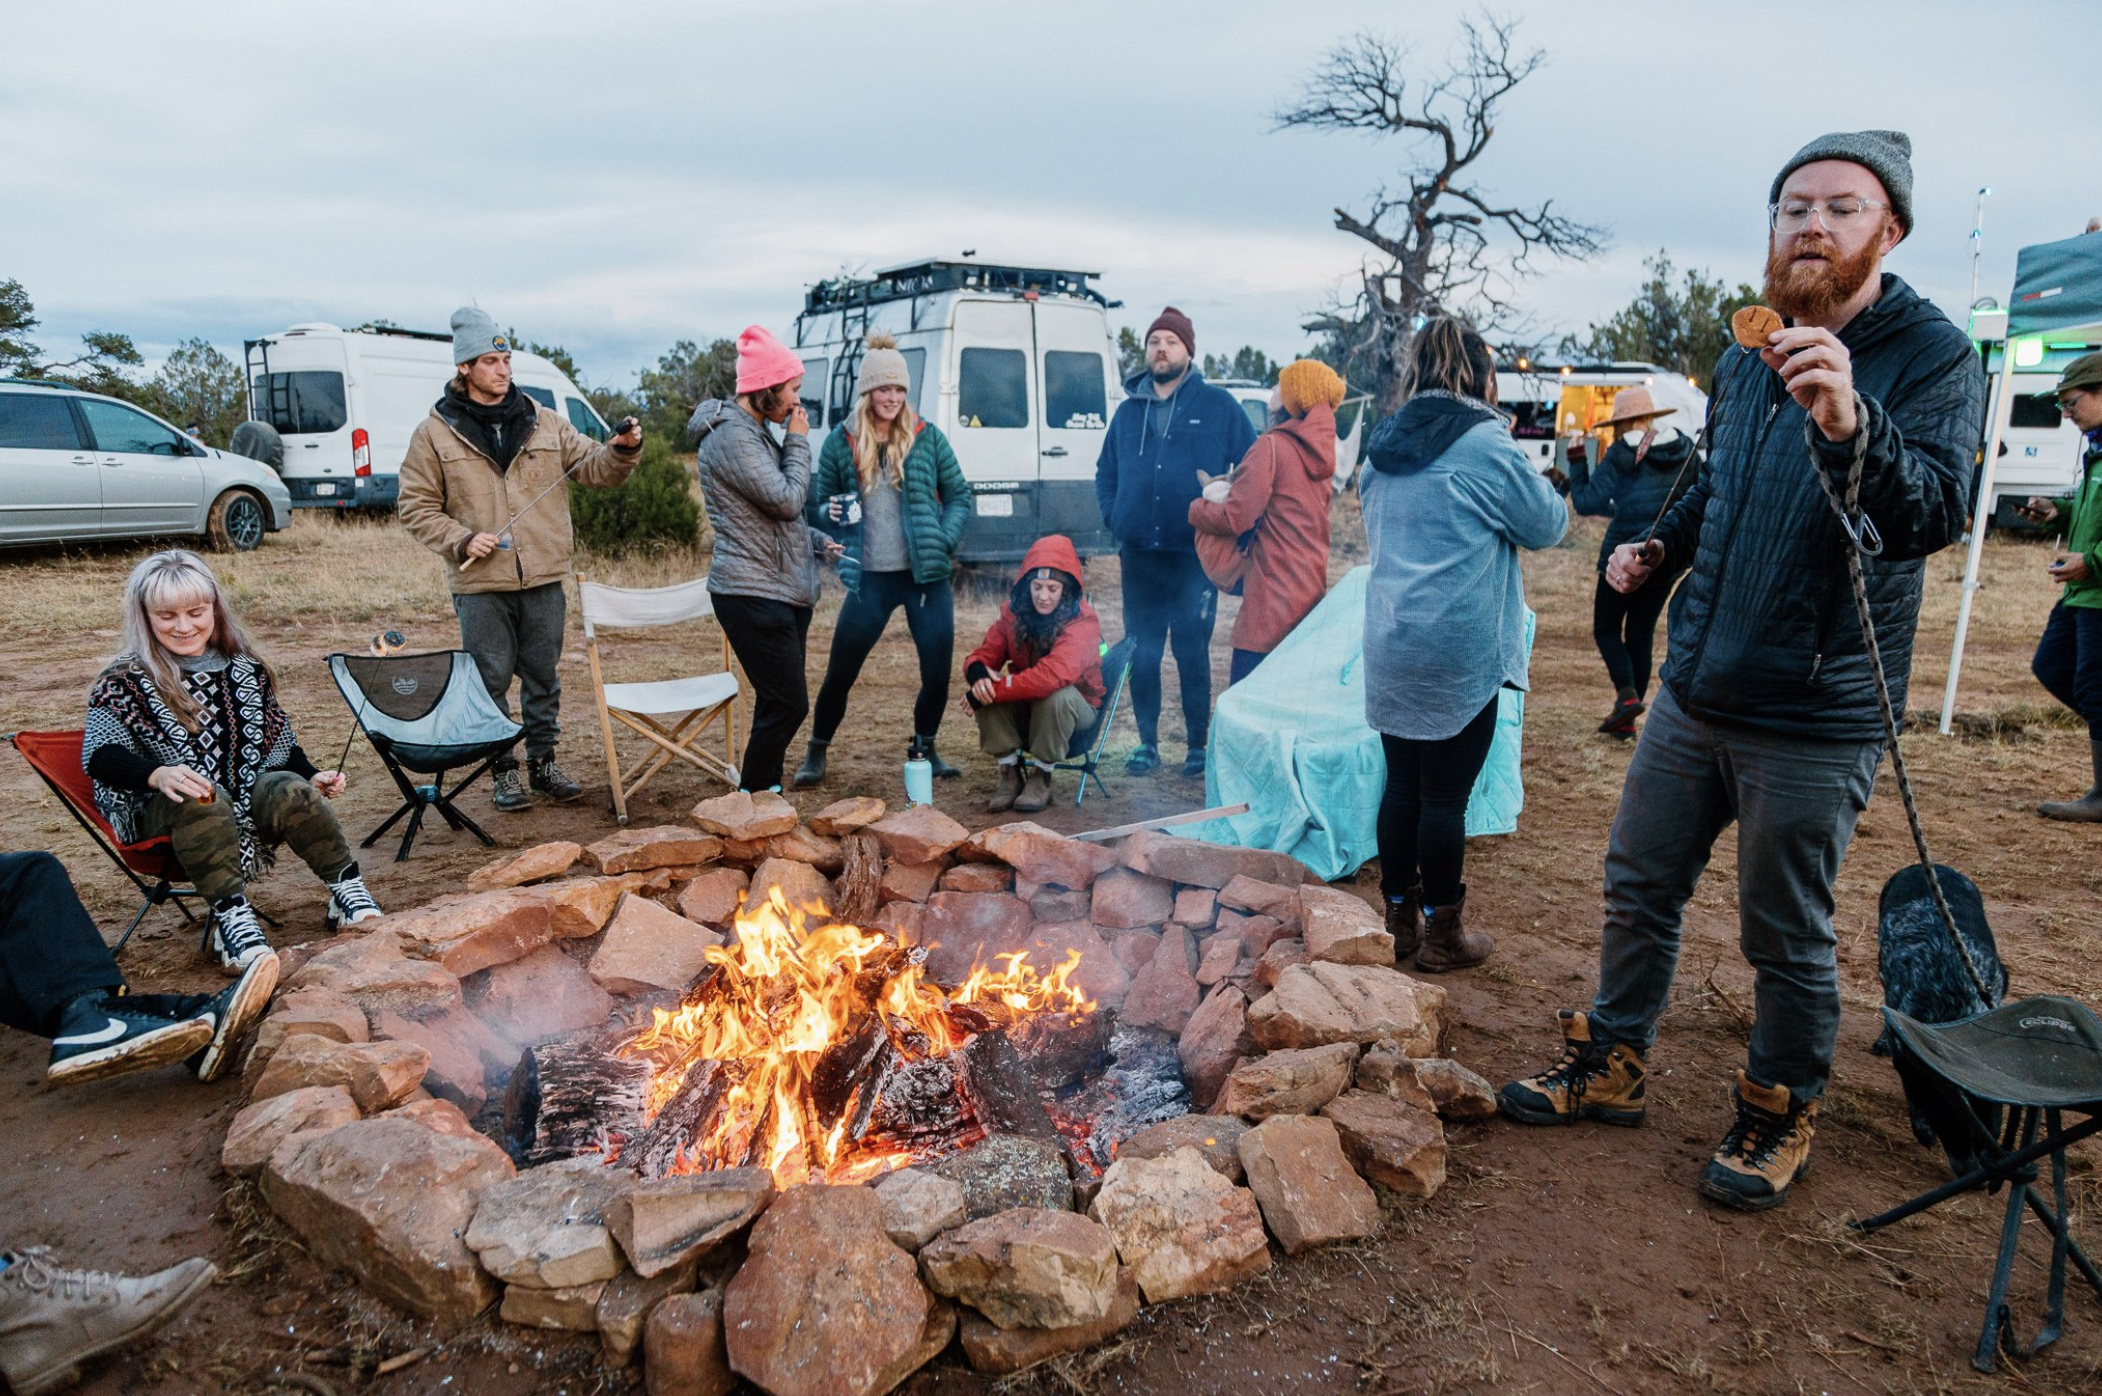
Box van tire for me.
[207,490,268,552]
[228,420,285,470]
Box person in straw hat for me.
[1562,385,1700,737]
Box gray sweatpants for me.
[454,582,566,764]
[1588,684,1883,1100]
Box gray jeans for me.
[1589,684,1883,1100]
[454,583,566,764]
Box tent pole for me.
[1940,351,2017,734]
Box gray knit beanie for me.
[1771,130,1914,240]
[450,306,508,365]
[854,330,911,398]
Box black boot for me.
[2039,738,2102,822]
[792,740,829,789]
[917,735,960,780]
[1385,884,1423,960]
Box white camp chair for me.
[578,576,740,824]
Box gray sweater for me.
[691,401,821,606]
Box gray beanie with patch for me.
[451,306,508,365]
[1771,130,1914,240]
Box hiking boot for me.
[1412,885,1493,972]
[324,863,382,931]
[918,736,961,780]
[1183,746,1207,778]
[1498,1010,1648,1126]
[207,895,272,976]
[529,755,584,803]
[491,764,531,812]
[988,759,1023,813]
[1125,744,1161,776]
[1598,693,1644,738]
[1385,885,1423,960]
[792,740,829,789]
[0,1248,217,1396]
[1013,764,1055,814]
[45,993,214,1088]
[191,953,280,1084]
[2039,738,2102,822]
[1698,1071,1819,1212]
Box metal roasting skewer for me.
[459,417,640,571]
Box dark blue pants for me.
[2031,601,2102,737]
[0,852,123,1037]
[1120,548,1216,749]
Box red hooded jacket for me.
[963,535,1106,708]
[1188,401,1337,654]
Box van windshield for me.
[521,385,556,409]
[251,371,347,435]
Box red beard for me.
[1763,229,1884,324]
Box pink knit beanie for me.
[735,325,804,394]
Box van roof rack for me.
[801,260,1119,318]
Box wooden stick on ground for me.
[1070,803,1249,843]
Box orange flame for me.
[617,887,1091,1185]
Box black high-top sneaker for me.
[1698,1071,1819,1211]
[1498,1009,1648,1126]
[324,863,382,930]
[191,953,280,1083]
[529,755,584,803]
[45,992,214,1087]
[207,894,273,975]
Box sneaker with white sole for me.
[207,894,271,975]
[324,864,382,930]
[0,1248,217,1396]
[45,993,214,1088]
[190,954,279,1083]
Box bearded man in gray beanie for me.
[397,307,642,811]
[1499,131,1986,1212]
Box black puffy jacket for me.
[1654,275,1985,740]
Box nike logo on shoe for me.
[52,1018,126,1047]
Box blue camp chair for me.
[327,649,523,862]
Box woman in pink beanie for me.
[689,326,841,790]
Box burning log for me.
[835,832,883,925]
[959,1030,1061,1149]
[503,1031,652,1166]
[624,1058,748,1178]
[850,1049,982,1157]
[1007,1010,1112,1091]
[1051,1025,1193,1173]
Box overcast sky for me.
[4,0,2094,390]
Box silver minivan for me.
[0,379,292,550]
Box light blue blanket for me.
[1189,565,1530,880]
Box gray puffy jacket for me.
[691,400,821,606]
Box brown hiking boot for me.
[1498,1010,1648,1126]
[1699,1071,1819,1211]
[1412,885,1492,972]
[1385,885,1423,960]
[987,761,1023,813]
[1013,764,1054,814]
[0,1249,217,1396]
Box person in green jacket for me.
[2020,350,2102,820]
[793,331,974,787]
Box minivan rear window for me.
[251,371,347,435]
[959,348,1028,428]
[0,392,83,449]
[1044,351,1106,430]
[2010,392,2065,430]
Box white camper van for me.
[1496,361,1710,473]
[1969,307,2092,529]
[789,261,1123,562]
[242,324,611,510]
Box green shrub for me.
[569,436,700,555]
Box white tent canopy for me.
[1940,230,2102,733]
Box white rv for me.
[1496,361,1711,473]
[1969,307,2091,529]
[242,324,610,510]
[789,260,1122,562]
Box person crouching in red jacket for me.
[962,535,1105,813]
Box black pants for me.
[1121,548,1217,749]
[1228,648,1266,686]
[1592,569,1678,698]
[454,582,567,763]
[0,852,123,1037]
[712,593,814,792]
[1377,696,1501,906]
[811,572,954,743]
[2032,600,2102,737]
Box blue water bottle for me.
[903,737,934,808]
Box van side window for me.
[251,371,347,435]
[800,359,827,427]
[2010,392,2066,430]
[1043,351,1106,430]
[520,385,556,410]
[565,398,605,441]
[959,348,1028,428]
[78,399,189,456]
[899,348,926,415]
[0,393,83,449]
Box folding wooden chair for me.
[1055,636,1137,808]
[8,728,200,954]
[578,576,741,825]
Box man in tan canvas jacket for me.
[397,306,640,811]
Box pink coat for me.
[1188,402,1337,654]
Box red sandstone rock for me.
[1109,928,1159,977]
[918,1207,1120,1330]
[1194,932,1242,987]
[1219,1043,1359,1120]
[957,821,1117,890]
[958,1268,1140,1374]
[597,1259,700,1369]
[1319,1091,1448,1197]
[250,1035,429,1113]
[1010,920,1130,1011]
[368,1009,487,1113]
[1247,962,1444,1054]
[748,857,834,913]
[690,789,798,841]
[378,1096,482,1140]
[809,796,886,837]
[589,895,724,996]
[1088,1148,1269,1303]
[240,987,370,1085]
[282,930,462,1016]
[542,874,646,939]
[677,867,749,926]
[1252,937,1308,990]
[466,1168,624,1289]
[1115,1115,1251,1183]
[608,1169,777,1278]
[1299,885,1394,966]
[870,902,923,942]
[939,861,1013,894]
[381,887,557,977]
[872,1167,968,1252]
[868,806,971,865]
[878,858,945,905]
[1216,874,1303,927]
[1236,1114,1380,1254]
[646,1288,735,1396]
[467,841,581,892]
[1408,1056,1498,1120]
[1351,1041,1439,1113]
[1172,887,1218,928]
[1089,868,1175,930]
[1119,925,1199,1035]
[502,1278,608,1330]
[910,892,1032,983]
[1118,830,1308,890]
[732,827,843,874]
[222,1085,360,1178]
[471,946,619,1050]
[588,826,726,876]
[1218,910,1292,954]
[1029,888,1093,922]
[1177,986,1255,1108]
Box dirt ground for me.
[1,502,2097,1396]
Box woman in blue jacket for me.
[1360,317,1567,973]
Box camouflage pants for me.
[134,769,354,902]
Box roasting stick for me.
[1072,804,1250,844]
[459,416,640,571]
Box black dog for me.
[1874,863,2008,1175]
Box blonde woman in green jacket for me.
[792,333,973,787]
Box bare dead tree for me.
[1277,14,1606,411]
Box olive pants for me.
[974,686,1097,766]
[134,770,354,902]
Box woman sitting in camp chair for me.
[83,550,383,978]
[961,536,1105,814]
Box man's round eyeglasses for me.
[1769,198,1888,231]
[2059,389,2091,414]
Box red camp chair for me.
[7,728,202,954]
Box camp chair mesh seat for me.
[1856,995,2102,1372]
[1054,636,1136,808]
[328,649,522,862]
[8,728,199,953]
[578,576,740,825]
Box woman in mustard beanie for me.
[792,332,974,787]
[1189,358,1344,683]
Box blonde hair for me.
[850,391,919,494]
[115,550,267,731]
